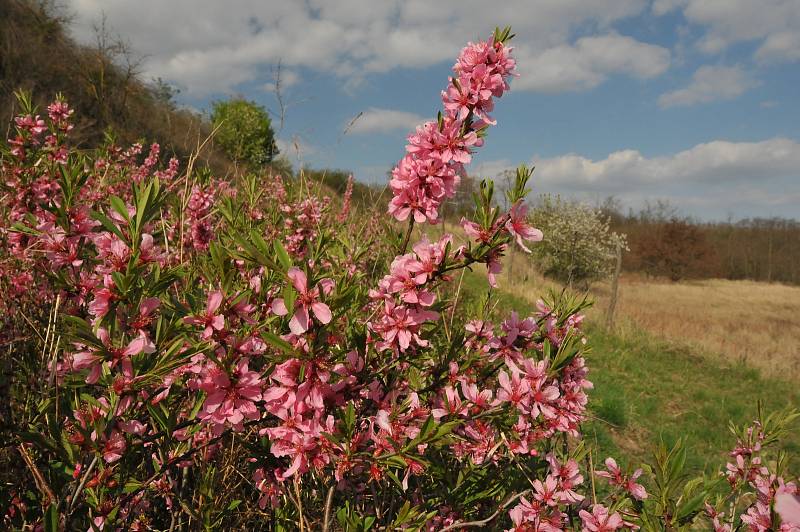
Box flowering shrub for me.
[528,195,627,289]
[1,28,798,532]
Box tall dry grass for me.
[497,249,800,380]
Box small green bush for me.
[211,98,278,167]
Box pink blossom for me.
[546,453,585,504]
[184,290,225,339]
[741,501,773,531]
[497,370,531,411]
[461,382,497,411]
[505,201,543,252]
[595,457,624,483]
[624,469,648,501]
[88,276,117,320]
[579,504,624,532]
[102,430,127,463]
[336,174,354,223]
[431,386,468,419]
[199,358,263,434]
[595,457,648,501]
[388,33,515,224]
[501,311,537,345]
[271,267,333,334]
[69,328,154,384]
[532,475,561,507]
[253,468,284,509]
[370,300,438,353]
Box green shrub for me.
[211,97,278,167]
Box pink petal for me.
[311,302,332,324]
[271,298,288,316]
[87,364,102,384]
[139,297,160,317]
[286,267,307,293]
[775,493,800,525]
[207,290,223,313]
[97,328,111,346]
[72,351,99,370]
[289,307,310,335]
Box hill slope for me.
[0,0,230,170]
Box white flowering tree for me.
[529,194,627,289]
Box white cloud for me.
[755,31,800,63]
[653,0,800,63]
[658,65,758,107]
[514,34,670,92]
[346,108,427,135]
[534,137,800,190]
[651,0,688,16]
[475,138,800,218]
[64,0,665,95]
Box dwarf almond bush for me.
[1,28,798,532]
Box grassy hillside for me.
[0,0,231,171]
[460,269,800,476]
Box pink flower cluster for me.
[196,358,263,435]
[712,421,800,531]
[462,312,592,453]
[461,199,543,287]
[271,267,334,335]
[186,185,215,251]
[281,195,330,257]
[594,458,648,501]
[388,33,516,224]
[9,33,799,530]
[336,174,354,223]
[506,455,587,531]
[369,235,450,352]
[260,357,339,480]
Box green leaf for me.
[123,479,143,494]
[44,502,59,532]
[134,182,152,235]
[274,240,292,270]
[226,499,242,511]
[109,195,130,223]
[91,210,127,241]
[147,403,171,434]
[262,331,295,356]
[282,283,296,316]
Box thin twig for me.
[18,444,56,505]
[439,489,531,531]
[322,485,335,532]
[588,453,597,505]
[294,477,305,532]
[17,309,46,343]
[68,455,99,514]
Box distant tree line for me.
[599,199,800,285]
[444,178,800,285]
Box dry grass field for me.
[497,250,800,380]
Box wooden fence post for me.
[605,241,622,329]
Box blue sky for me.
[67,0,800,220]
